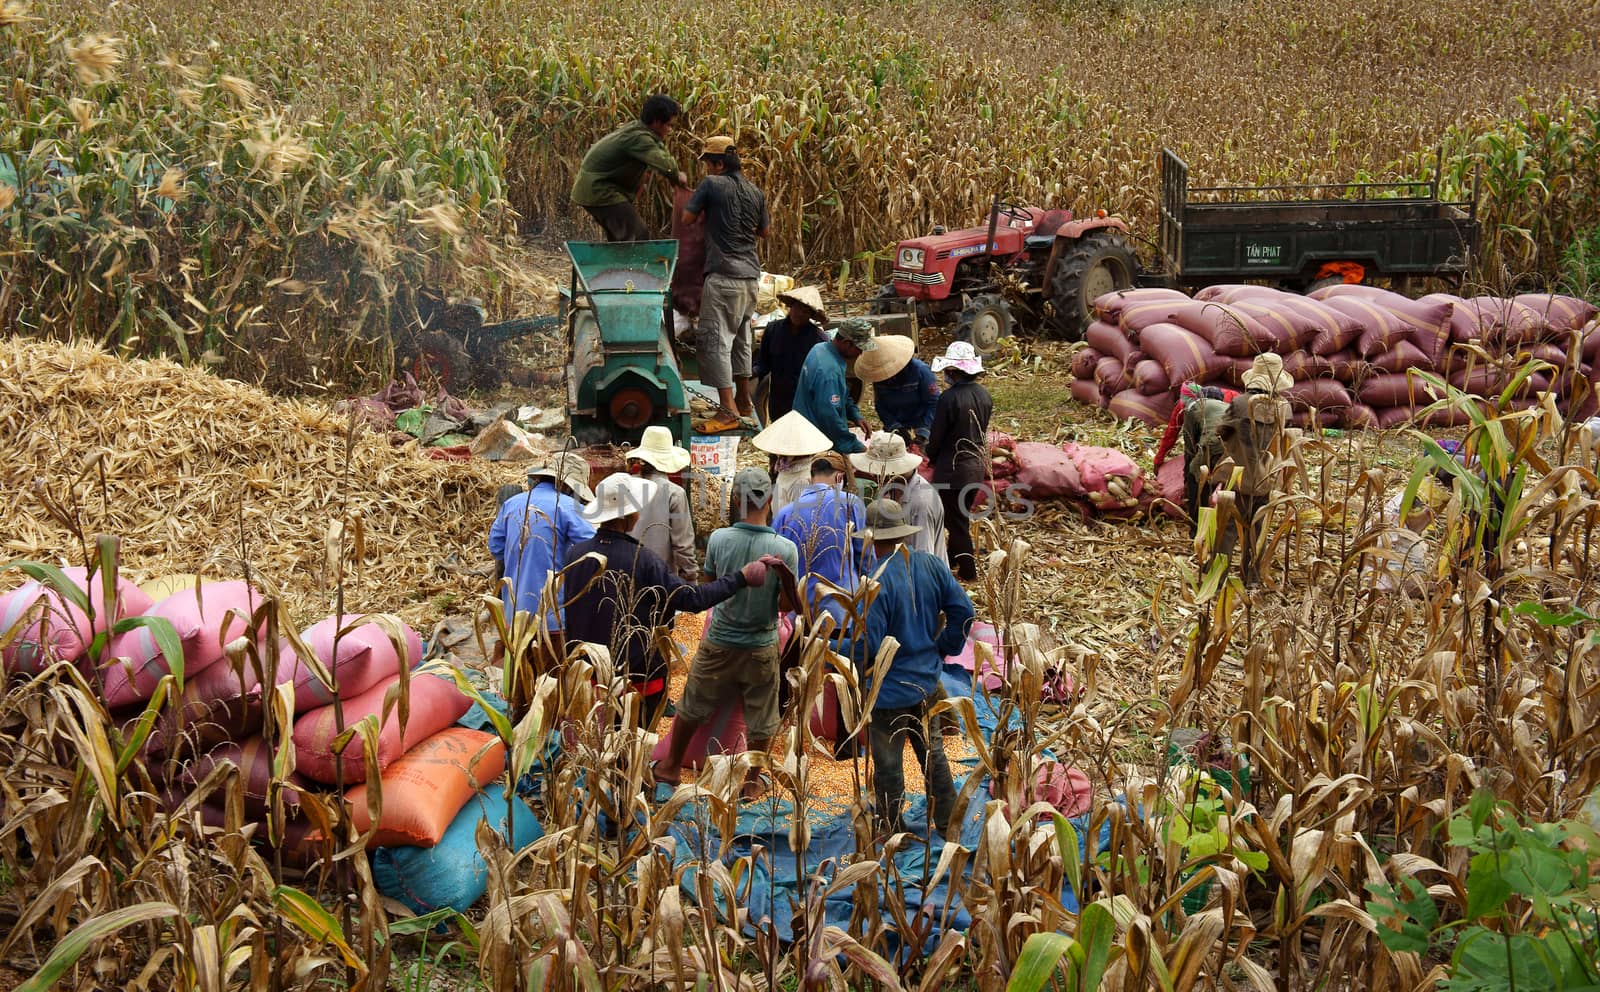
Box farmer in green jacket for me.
[570,94,689,242]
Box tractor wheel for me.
[869,283,899,316]
[411,331,474,394]
[1047,231,1137,341]
[955,294,1014,356]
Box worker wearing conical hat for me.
[856,335,938,451]
[751,409,833,515]
[753,285,829,424]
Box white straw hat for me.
[777,285,826,320]
[581,472,657,525]
[849,431,922,477]
[529,451,595,501]
[626,425,691,473]
[1241,353,1292,394]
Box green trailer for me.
[1156,148,1479,293]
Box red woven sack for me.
[1070,377,1106,408]
[1086,321,1140,363]
[1108,388,1177,427]
[1282,352,1333,381]
[1070,348,1102,379]
[1285,379,1354,411]
[1369,340,1435,373]
[1376,406,1421,430]
[1138,323,1231,383]
[1359,373,1443,408]
[1316,296,1409,357]
[292,673,471,786]
[1341,405,1379,430]
[1093,287,1189,323]
[1164,301,1279,355]
[1515,294,1598,335]
[1134,359,1171,395]
[1094,355,1133,394]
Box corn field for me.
[4,377,1600,989]
[5,0,1600,987]
[9,0,1600,387]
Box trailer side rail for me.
[1159,148,1187,277]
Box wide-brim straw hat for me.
[931,340,984,375]
[529,451,595,501]
[778,285,826,320]
[581,472,656,525]
[864,497,921,542]
[751,410,832,457]
[849,430,922,477]
[853,335,914,384]
[1241,353,1292,394]
[626,425,691,473]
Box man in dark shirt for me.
[570,94,688,242]
[753,285,828,424]
[562,473,770,728]
[684,137,770,430]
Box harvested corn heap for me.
[0,337,525,626]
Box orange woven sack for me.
[346,728,507,848]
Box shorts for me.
[676,638,781,740]
[697,273,759,389]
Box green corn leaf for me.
[16,902,180,992]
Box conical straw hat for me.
[853,334,914,384]
[778,285,826,319]
[751,410,832,457]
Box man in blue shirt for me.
[488,452,596,648]
[772,457,871,621]
[856,335,938,449]
[793,317,877,454]
[854,497,974,837]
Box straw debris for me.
[0,336,525,626]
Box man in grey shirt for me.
[683,136,769,431]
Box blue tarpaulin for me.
[454,664,1102,947]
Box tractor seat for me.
[1027,209,1075,245]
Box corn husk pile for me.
[0,337,527,626]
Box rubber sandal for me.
[694,413,742,434]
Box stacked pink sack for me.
[1069,286,1600,429]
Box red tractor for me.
[874,197,1137,353]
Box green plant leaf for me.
[1463,850,1513,921]
[1365,878,1435,955]
[1053,812,1082,899]
[1,561,91,613]
[272,885,361,968]
[16,902,179,992]
[1075,902,1115,992]
[1006,931,1078,992]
